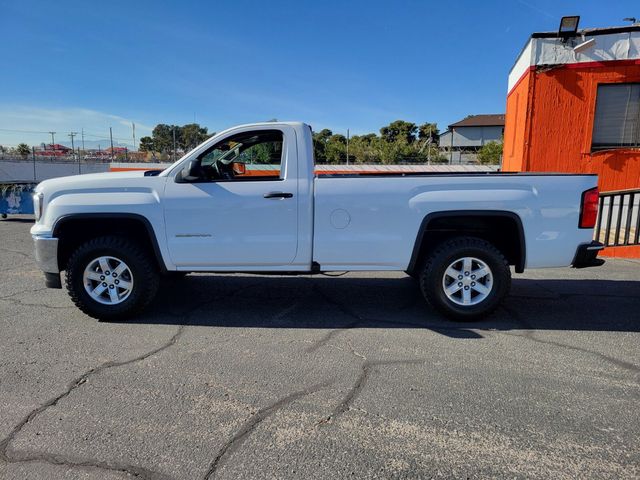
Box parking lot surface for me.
[1,216,639,479]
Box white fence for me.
[0,160,111,182]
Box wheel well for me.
[53,215,165,272]
[408,212,525,276]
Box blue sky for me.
[0,0,635,147]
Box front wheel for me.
[65,236,160,321]
[420,236,511,321]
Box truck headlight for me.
[33,192,44,222]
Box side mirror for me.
[233,162,246,175]
[179,160,202,182]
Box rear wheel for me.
[420,236,511,321]
[65,236,159,320]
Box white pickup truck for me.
[31,122,603,321]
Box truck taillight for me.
[579,187,599,229]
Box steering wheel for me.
[213,159,235,180]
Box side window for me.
[198,130,283,181]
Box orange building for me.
[503,23,640,258]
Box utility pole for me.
[32,146,36,181]
[427,125,432,165]
[109,127,114,160]
[450,130,453,164]
[346,128,350,166]
[132,122,136,150]
[80,128,85,167]
[68,132,77,155]
[48,131,56,148]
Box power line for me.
[0,128,52,134]
[0,127,135,143]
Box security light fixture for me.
[623,17,637,24]
[558,15,580,42]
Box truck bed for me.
[312,173,596,270]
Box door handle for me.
[263,192,293,199]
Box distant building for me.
[34,144,72,157]
[104,147,129,155]
[503,22,640,258]
[439,114,505,164]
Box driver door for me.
[162,126,298,269]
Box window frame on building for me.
[591,82,640,151]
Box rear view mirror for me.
[233,162,246,175]
[179,160,202,182]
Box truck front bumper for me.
[572,241,605,269]
[33,235,62,288]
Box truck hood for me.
[35,170,155,194]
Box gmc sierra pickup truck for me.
[31,122,603,321]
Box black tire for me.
[419,236,511,321]
[65,236,160,321]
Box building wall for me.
[505,62,640,190]
[443,126,503,148]
[503,61,640,258]
[503,68,532,171]
[438,131,452,149]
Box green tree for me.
[181,123,211,150]
[16,143,30,157]
[418,123,439,144]
[138,136,154,152]
[325,134,347,164]
[312,129,333,163]
[348,134,379,164]
[380,120,417,144]
[144,123,213,154]
[151,124,178,153]
[477,140,503,165]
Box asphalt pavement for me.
[1,216,639,479]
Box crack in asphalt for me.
[319,359,424,425]
[0,246,31,259]
[0,296,73,310]
[202,281,425,477]
[304,282,363,352]
[203,382,329,480]
[0,287,48,301]
[305,282,434,352]
[0,325,186,479]
[499,304,640,375]
[5,452,173,480]
[0,282,72,310]
[0,277,266,479]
